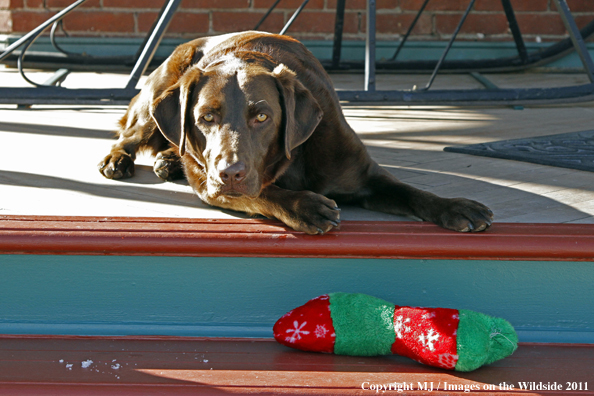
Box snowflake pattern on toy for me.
[419,329,440,351]
[391,306,459,370]
[273,294,336,353]
[437,353,459,370]
[422,312,437,319]
[285,321,309,343]
[315,324,329,338]
[394,315,412,339]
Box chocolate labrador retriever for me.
[99,31,493,235]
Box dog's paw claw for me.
[98,152,134,180]
[153,152,184,181]
[286,192,341,235]
[435,197,493,233]
[474,222,488,232]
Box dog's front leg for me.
[212,185,342,235]
[259,185,342,234]
[360,167,493,232]
[98,106,152,180]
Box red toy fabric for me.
[391,306,459,370]
[273,294,336,353]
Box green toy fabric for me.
[331,293,395,356]
[455,309,518,371]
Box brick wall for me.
[1,0,592,42]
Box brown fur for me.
[99,31,493,234]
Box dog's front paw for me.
[285,192,341,235]
[153,151,184,181]
[98,151,134,179]
[435,197,493,232]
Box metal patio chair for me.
[0,0,592,106]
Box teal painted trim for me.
[0,35,184,59]
[1,255,593,343]
[302,40,593,65]
[0,322,272,338]
[516,328,594,344]
[2,324,592,344]
[2,35,593,69]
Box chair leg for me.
[419,0,476,91]
[365,0,376,92]
[280,0,310,35]
[0,0,88,63]
[391,0,431,61]
[501,0,528,63]
[254,0,282,30]
[553,0,594,82]
[125,0,181,90]
[331,0,346,69]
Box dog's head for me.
[150,52,322,200]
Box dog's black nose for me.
[219,161,247,184]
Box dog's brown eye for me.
[203,113,214,123]
[256,113,268,122]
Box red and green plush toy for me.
[273,293,518,372]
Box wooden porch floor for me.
[0,67,593,224]
[0,335,592,395]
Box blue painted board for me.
[0,255,592,343]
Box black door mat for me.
[444,130,594,172]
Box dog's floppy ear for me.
[273,64,323,160]
[150,68,201,157]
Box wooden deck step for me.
[3,215,594,260]
[0,335,592,395]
